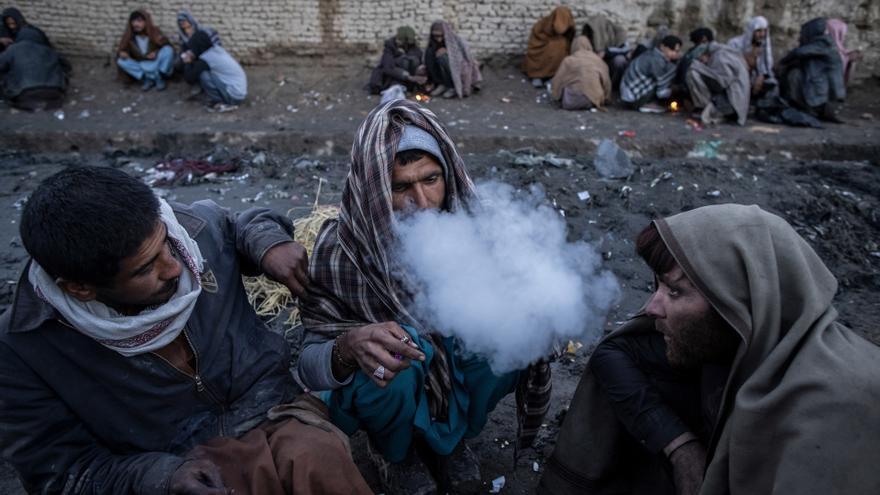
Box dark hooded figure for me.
[0,25,65,111]
[1,8,50,49]
[181,30,247,110]
[778,17,846,122]
[368,26,425,94]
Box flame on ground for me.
[669,101,680,112]
[414,93,431,103]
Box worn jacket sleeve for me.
[0,342,184,494]
[185,200,295,276]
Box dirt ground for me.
[0,145,877,493]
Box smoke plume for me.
[393,181,619,373]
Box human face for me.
[391,154,446,212]
[644,264,739,368]
[752,28,766,45]
[179,18,194,36]
[131,17,146,34]
[431,29,444,44]
[95,221,184,314]
[661,43,682,62]
[4,17,16,31]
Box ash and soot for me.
[393,181,620,373]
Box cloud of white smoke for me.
[392,181,619,373]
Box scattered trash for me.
[749,125,781,134]
[779,151,793,160]
[617,130,636,138]
[78,110,90,119]
[242,191,266,203]
[620,185,632,198]
[497,149,574,168]
[532,461,540,472]
[650,171,674,188]
[500,97,511,103]
[578,125,586,131]
[293,156,320,170]
[490,476,506,493]
[687,140,727,160]
[143,159,239,187]
[593,139,634,179]
[860,113,873,121]
[285,105,299,113]
[12,196,28,210]
[53,110,65,120]
[686,119,703,132]
[577,190,591,201]
[706,190,722,197]
[565,340,583,354]
[252,152,267,166]
[122,106,133,114]
[82,94,95,102]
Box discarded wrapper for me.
[490,476,506,493]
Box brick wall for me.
[11,0,880,79]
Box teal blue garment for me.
[327,324,519,463]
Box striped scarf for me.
[302,99,550,445]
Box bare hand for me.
[669,441,706,495]
[170,459,232,495]
[408,75,428,85]
[343,322,425,387]
[0,37,13,47]
[146,51,158,60]
[436,47,447,56]
[118,51,130,60]
[181,51,194,64]
[261,241,309,298]
[752,74,765,95]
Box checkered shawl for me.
[301,99,550,447]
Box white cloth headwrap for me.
[28,199,205,356]
[727,15,775,82]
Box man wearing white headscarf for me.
[727,16,776,95]
[0,167,372,495]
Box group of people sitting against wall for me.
[0,8,246,112]
[369,7,860,127]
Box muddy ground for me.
[0,148,878,494]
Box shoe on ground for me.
[155,78,167,91]
[141,78,155,91]
[442,88,456,99]
[437,442,481,493]
[430,84,448,97]
[531,77,544,88]
[639,103,666,114]
[207,103,238,113]
[369,444,437,495]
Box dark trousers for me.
[426,53,454,88]
[10,87,64,111]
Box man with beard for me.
[116,10,174,91]
[0,167,372,494]
[298,99,550,494]
[540,204,880,495]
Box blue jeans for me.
[116,45,174,81]
[200,70,242,105]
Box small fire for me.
[669,101,680,112]
[414,93,431,103]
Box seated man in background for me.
[0,167,372,495]
[674,28,714,99]
[727,16,776,97]
[0,24,66,111]
[550,35,612,111]
[778,17,846,123]
[620,35,682,113]
[177,10,221,53]
[116,10,174,91]
[424,20,482,99]
[181,30,247,112]
[581,15,631,90]
[368,26,426,95]
[299,99,548,495]
[686,41,751,125]
[1,7,49,48]
[522,6,575,88]
[540,204,880,495]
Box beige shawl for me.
[585,15,626,53]
[687,42,751,125]
[540,204,880,495]
[551,36,611,108]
